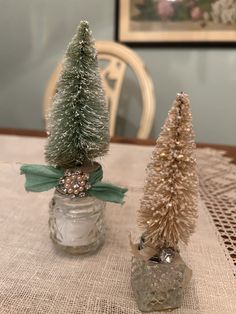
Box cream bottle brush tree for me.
[130,92,198,312]
[138,92,198,253]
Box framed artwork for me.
[116,0,236,45]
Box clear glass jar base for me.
[131,253,192,312]
[49,191,105,255]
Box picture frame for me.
[115,0,236,46]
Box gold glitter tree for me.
[138,92,198,250]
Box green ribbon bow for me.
[20,164,127,204]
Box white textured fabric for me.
[0,135,235,314]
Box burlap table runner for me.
[0,135,235,313]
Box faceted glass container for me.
[49,190,105,254]
[131,252,192,312]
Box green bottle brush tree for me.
[21,21,127,204]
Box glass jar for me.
[131,251,192,312]
[49,190,105,254]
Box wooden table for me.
[1,127,236,163]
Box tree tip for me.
[77,20,90,32]
[80,20,89,27]
[76,20,92,41]
[176,92,189,103]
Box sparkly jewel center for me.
[57,169,91,198]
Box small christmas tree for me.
[21,21,127,205]
[45,20,109,168]
[20,21,127,255]
[138,92,198,250]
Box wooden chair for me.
[43,41,156,139]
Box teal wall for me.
[0,0,235,145]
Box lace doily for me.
[197,148,236,267]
